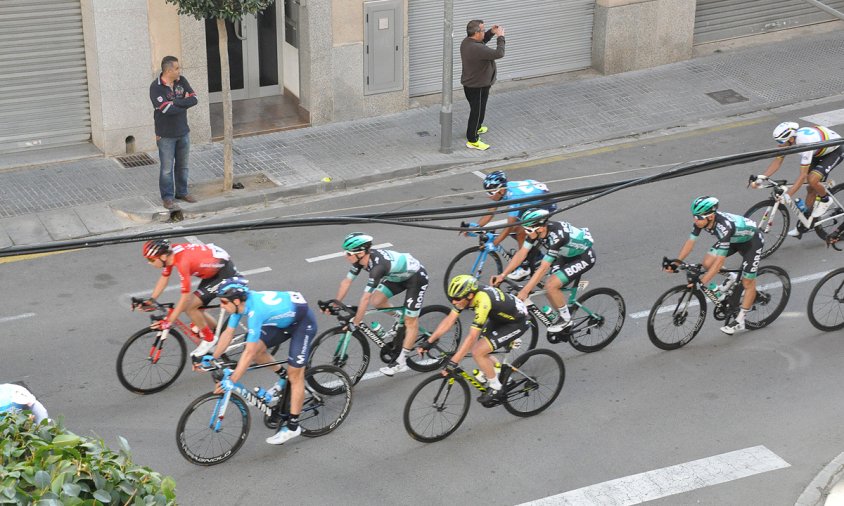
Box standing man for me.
[150,56,198,210]
[460,19,505,151]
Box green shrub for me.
[0,412,176,505]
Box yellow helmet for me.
[447,274,479,299]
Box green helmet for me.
[342,232,373,252]
[520,208,550,227]
[691,196,719,217]
[447,274,479,300]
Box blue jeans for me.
[157,133,190,200]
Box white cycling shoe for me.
[266,426,301,445]
[191,336,219,357]
[812,198,832,218]
[720,320,746,336]
[506,267,531,281]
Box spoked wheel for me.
[407,305,462,372]
[116,328,187,394]
[814,184,844,242]
[403,374,470,443]
[443,247,503,295]
[647,286,707,350]
[501,348,565,417]
[176,392,250,466]
[808,268,844,331]
[307,327,370,385]
[299,365,353,436]
[744,199,789,259]
[567,288,626,353]
[744,266,791,329]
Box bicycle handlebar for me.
[317,299,357,320]
[747,175,789,189]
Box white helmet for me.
[773,121,799,143]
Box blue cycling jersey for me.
[502,180,554,217]
[227,291,309,343]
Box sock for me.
[201,327,215,342]
[736,308,748,324]
[397,348,411,365]
[488,377,503,391]
[286,414,300,431]
[557,305,571,321]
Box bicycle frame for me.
[755,178,843,230]
[522,281,591,328]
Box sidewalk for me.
[2,31,844,249]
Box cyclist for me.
[752,121,843,237]
[331,232,429,377]
[418,274,530,405]
[491,208,594,334]
[469,170,556,280]
[0,382,48,424]
[141,239,239,357]
[202,277,316,446]
[665,196,763,335]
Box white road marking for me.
[630,269,831,319]
[0,313,35,323]
[305,243,393,263]
[517,445,789,506]
[473,170,487,178]
[801,108,844,127]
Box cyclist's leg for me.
[283,304,318,431]
[738,235,763,312]
[479,320,530,390]
[549,249,596,322]
[400,270,429,351]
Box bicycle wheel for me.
[744,199,789,259]
[808,268,844,331]
[116,328,187,394]
[443,247,503,294]
[407,305,462,372]
[176,392,250,466]
[814,184,844,241]
[647,285,707,350]
[403,374,470,443]
[500,348,565,417]
[568,288,626,353]
[299,365,354,437]
[743,265,791,329]
[308,327,370,385]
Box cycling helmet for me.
[342,232,373,253]
[216,276,250,301]
[142,239,171,258]
[482,171,507,191]
[773,121,799,144]
[690,196,719,217]
[520,208,551,227]
[447,274,479,300]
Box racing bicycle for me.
[745,176,844,258]
[443,225,517,294]
[312,300,462,384]
[403,347,565,442]
[807,267,844,331]
[647,258,790,350]
[175,358,352,465]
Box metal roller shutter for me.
[409,0,594,97]
[695,0,844,45]
[0,0,91,153]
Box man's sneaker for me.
[477,125,489,134]
[812,197,832,218]
[379,361,409,377]
[466,140,490,151]
[191,336,219,357]
[506,267,531,281]
[266,426,301,445]
[547,319,573,333]
[720,320,746,336]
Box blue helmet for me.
[216,276,250,301]
[482,171,507,191]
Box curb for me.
[796,452,844,506]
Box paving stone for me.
[0,215,51,246]
[74,204,129,235]
[38,210,88,241]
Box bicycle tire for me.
[808,268,844,331]
[744,199,789,259]
[407,305,462,372]
[299,365,354,437]
[734,265,789,330]
[814,184,844,242]
[647,285,707,350]
[568,288,626,353]
[116,327,187,394]
[501,348,565,417]
[307,326,370,385]
[443,246,503,294]
[176,391,250,466]
[403,373,470,443]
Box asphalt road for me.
[4,98,844,505]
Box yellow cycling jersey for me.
[453,286,528,329]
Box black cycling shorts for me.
[723,231,764,280]
[550,248,596,285]
[259,303,316,368]
[810,147,844,181]
[376,268,429,318]
[483,319,531,351]
[195,259,239,305]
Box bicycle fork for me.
[148,328,170,364]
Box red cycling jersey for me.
[161,243,230,293]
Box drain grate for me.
[705,89,749,105]
[115,153,156,168]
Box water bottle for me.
[541,305,559,323]
[265,376,286,402]
[370,321,386,338]
[795,198,808,214]
[472,369,487,385]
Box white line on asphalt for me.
[629,269,831,319]
[305,243,393,263]
[124,266,273,299]
[473,170,487,178]
[801,108,844,127]
[517,445,789,506]
[0,313,35,323]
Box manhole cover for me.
[115,153,156,168]
[705,89,749,105]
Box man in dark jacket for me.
[460,20,505,151]
[150,56,198,209]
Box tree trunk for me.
[217,17,234,191]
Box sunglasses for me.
[486,189,502,196]
[523,225,542,234]
[345,251,360,257]
[693,214,712,221]
[146,257,159,263]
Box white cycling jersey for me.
[0,383,48,423]
[794,126,840,165]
